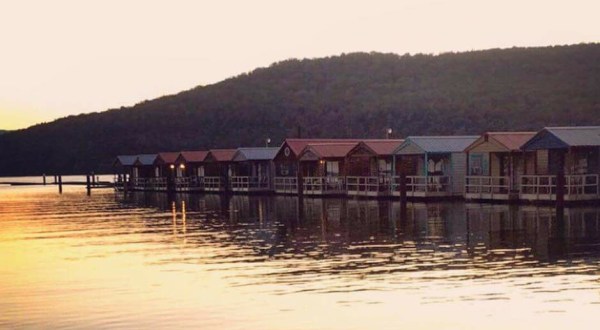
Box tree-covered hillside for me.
[1,44,599,175]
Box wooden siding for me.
[468,139,506,153]
[396,142,424,155]
[536,150,548,174]
[450,152,467,194]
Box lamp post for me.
[266,138,271,147]
[386,128,393,139]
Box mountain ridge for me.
[1,43,599,175]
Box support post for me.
[556,150,566,208]
[297,160,303,196]
[58,175,63,194]
[86,174,91,196]
[43,174,46,186]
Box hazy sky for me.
[0,0,598,130]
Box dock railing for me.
[274,177,298,193]
[520,174,599,200]
[303,176,345,194]
[203,176,224,191]
[346,176,392,195]
[392,175,451,194]
[465,176,511,194]
[230,176,270,190]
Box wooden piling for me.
[86,174,91,196]
[556,150,566,208]
[58,175,63,194]
[43,174,46,186]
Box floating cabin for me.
[520,126,600,202]
[298,142,358,196]
[393,136,478,198]
[113,155,137,189]
[203,149,237,192]
[230,147,279,193]
[174,151,209,192]
[131,154,160,191]
[272,139,361,194]
[463,132,536,201]
[345,139,404,197]
[155,152,182,191]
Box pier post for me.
[54,175,57,184]
[91,172,96,187]
[556,150,566,208]
[86,174,91,196]
[43,174,46,186]
[297,161,303,197]
[58,175,63,194]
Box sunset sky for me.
[1,0,598,130]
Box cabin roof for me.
[363,139,405,155]
[522,126,600,150]
[157,152,180,164]
[207,149,237,162]
[114,155,137,166]
[395,136,479,154]
[283,138,363,156]
[465,132,536,152]
[233,147,279,161]
[300,142,358,159]
[179,151,209,163]
[135,154,158,166]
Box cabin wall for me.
[450,152,467,194]
[490,153,501,177]
[524,152,536,175]
[536,150,549,175]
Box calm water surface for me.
[1,186,600,329]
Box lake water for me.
[1,185,599,329]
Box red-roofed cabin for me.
[204,149,237,192]
[298,142,358,195]
[273,139,361,194]
[175,151,209,192]
[154,152,182,191]
[345,140,404,197]
[464,132,536,201]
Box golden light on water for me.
[1,186,600,328]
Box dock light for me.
[386,128,393,139]
[266,138,271,147]
[170,164,175,169]
[180,164,185,169]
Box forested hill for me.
[1,43,600,176]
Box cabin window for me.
[573,153,588,174]
[326,161,339,177]
[197,166,204,177]
[469,153,489,176]
[279,164,289,176]
[155,167,160,177]
[378,159,391,176]
[427,159,444,175]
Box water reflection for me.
[2,187,600,329]
[116,192,600,281]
